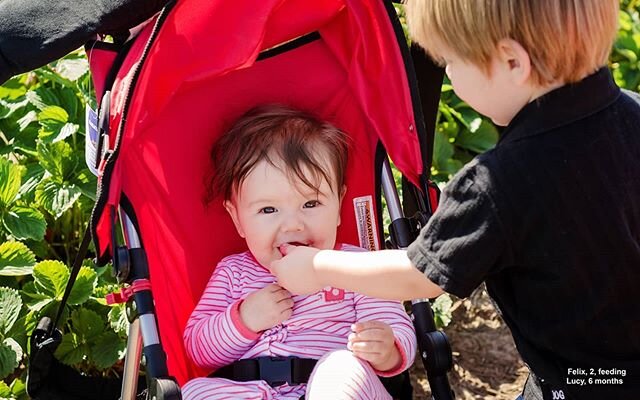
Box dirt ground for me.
[410,286,529,400]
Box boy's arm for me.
[183,263,260,370]
[352,294,417,376]
[272,246,444,301]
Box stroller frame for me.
[81,1,456,399]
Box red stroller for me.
[32,1,454,399]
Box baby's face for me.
[225,159,343,268]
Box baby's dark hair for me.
[205,104,349,203]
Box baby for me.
[182,104,416,399]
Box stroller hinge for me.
[106,279,152,305]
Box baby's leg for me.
[305,349,392,400]
[182,377,276,400]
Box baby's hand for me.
[347,321,402,372]
[239,284,294,333]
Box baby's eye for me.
[259,207,277,214]
[303,200,320,209]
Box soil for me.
[410,286,529,400]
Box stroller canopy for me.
[90,0,427,384]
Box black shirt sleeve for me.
[407,158,509,298]
[0,0,168,84]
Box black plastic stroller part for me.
[96,90,111,170]
[27,317,63,399]
[212,356,317,387]
[148,377,182,400]
[212,356,411,399]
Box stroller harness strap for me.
[211,356,317,387]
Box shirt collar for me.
[498,67,621,145]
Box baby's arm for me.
[183,262,260,370]
[351,293,417,376]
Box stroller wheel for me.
[148,377,181,400]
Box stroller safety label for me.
[353,196,380,251]
[85,105,99,176]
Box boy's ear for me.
[496,39,532,86]
[223,200,245,238]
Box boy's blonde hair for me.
[405,0,619,85]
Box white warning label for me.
[353,195,380,251]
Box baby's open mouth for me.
[278,241,310,256]
[287,241,309,247]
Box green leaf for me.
[71,308,104,340]
[33,260,68,299]
[36,141,78,180]
[6,310,37,352]
[35,178,82,218]
[37,106,74,143]
[34,67,76,90]
[0,340,19,380]
[17,110,38,132]
[76,170,97,201]
[26,89,54,111]
[456,119,499,153]
[9,377,26,398]
[0,242,36,276]
[55,332,86,366]
[67,267,97,305]
[0,98,29,120]
[432,294,453,329]
[0,381,10,397]
[41,122,79,144]
[92,331,125,370]
[55,58,90,82]
[0,158,23,206]
[21,281,53,312]
[2,205,46,241]
[17,163,45,204]
[433,131,455,172]
[0,76,27,100]
[108,304,129,335]
[0,287,21,335]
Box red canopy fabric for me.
[92,0,423,384]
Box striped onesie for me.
[183,244,416,399]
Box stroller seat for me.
[80,0,450,398]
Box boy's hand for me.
[270,245,324,295]
[239,284,293,332]
[347,321,402,372]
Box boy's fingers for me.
[278,243,298,256]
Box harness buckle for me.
[257,356,294,387]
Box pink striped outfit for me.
[183,244,416,399]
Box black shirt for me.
[0,0,166,84]
[407,68,640,399]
